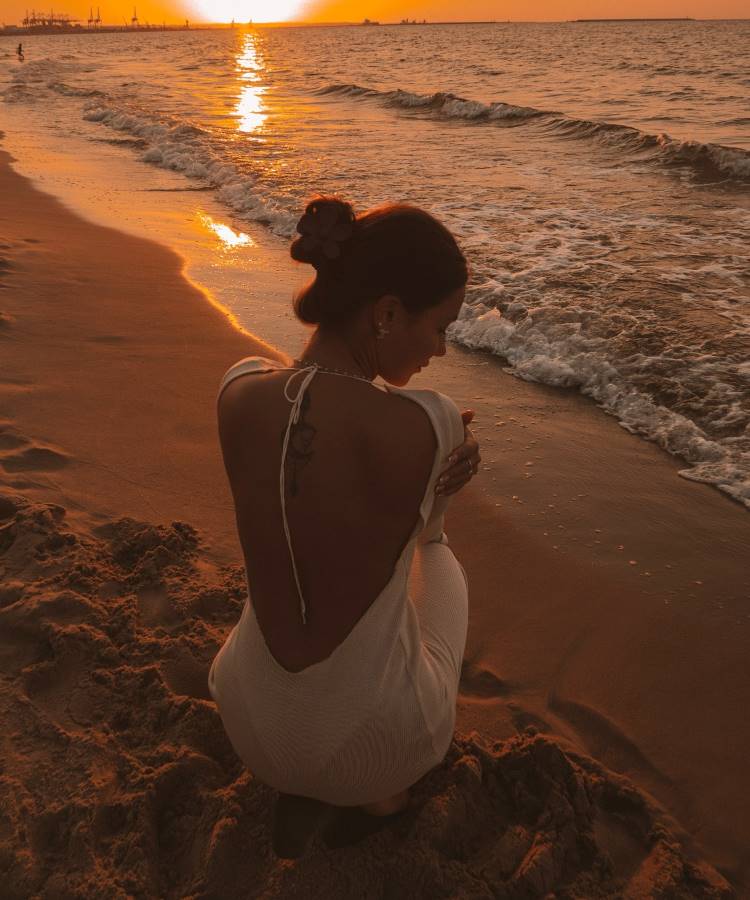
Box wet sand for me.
[0,145,745,897]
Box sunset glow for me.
[188,0,305,23]
[2,0,749,25]
[2,0,749,26]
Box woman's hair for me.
[290,196,468,328]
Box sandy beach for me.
[1,144,747,897]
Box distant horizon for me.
[214,15,742,21]
[3,0,750,29]
[229,14,743,22]
[6,15,750,26]
[4,16,750,28]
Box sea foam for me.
[451,300,749,507]
[82,102,297,237]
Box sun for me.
[190,0,306,23]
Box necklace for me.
[292,357,374,384]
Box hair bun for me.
[291,196,356,268]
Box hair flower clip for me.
[296,204,354,260]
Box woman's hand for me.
[435,410,481,496]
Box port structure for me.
[22,8,81,27]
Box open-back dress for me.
[208,356,469,806]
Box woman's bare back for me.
[218,367,437,672]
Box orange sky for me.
[2,0,748,26]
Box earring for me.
[376,323,390,339]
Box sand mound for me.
[0,491,732,898]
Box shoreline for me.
[0,146,746,895]
[0,146,281,566]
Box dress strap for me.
[280,365,319,626]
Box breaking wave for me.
[317,82,750,183]
[81,102,298,237]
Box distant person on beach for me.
[209,197,479,856]
[16,44,24,62]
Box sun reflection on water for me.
[199,213,253,249]
[235,33,267,134]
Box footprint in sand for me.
[459,660,510,699]
[24,653,113,731]
[0,423,28,451]
[137,586,181,628]
[0,492,21,521]
[160,646,212,701]
[0,580,24,609]
[0,608,54,675]
[0,521,15,555]
[1,444,69,472]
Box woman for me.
[209,197,481,855]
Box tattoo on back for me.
[281,388,316,497]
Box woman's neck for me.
[299,328,378,382]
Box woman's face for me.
[380,285,466,386]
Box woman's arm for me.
[435,409,481,496]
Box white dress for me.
[209,356,469,806]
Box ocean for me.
[1,20,749,506]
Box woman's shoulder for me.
[219,353,289,390]
[384,384,463,449]
[385,383,458,412]
[361,385,463,495]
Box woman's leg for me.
[360,789,410,816]
[409,537,469,683]
[357,541,467,819]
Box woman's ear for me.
[372,294,401,327]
